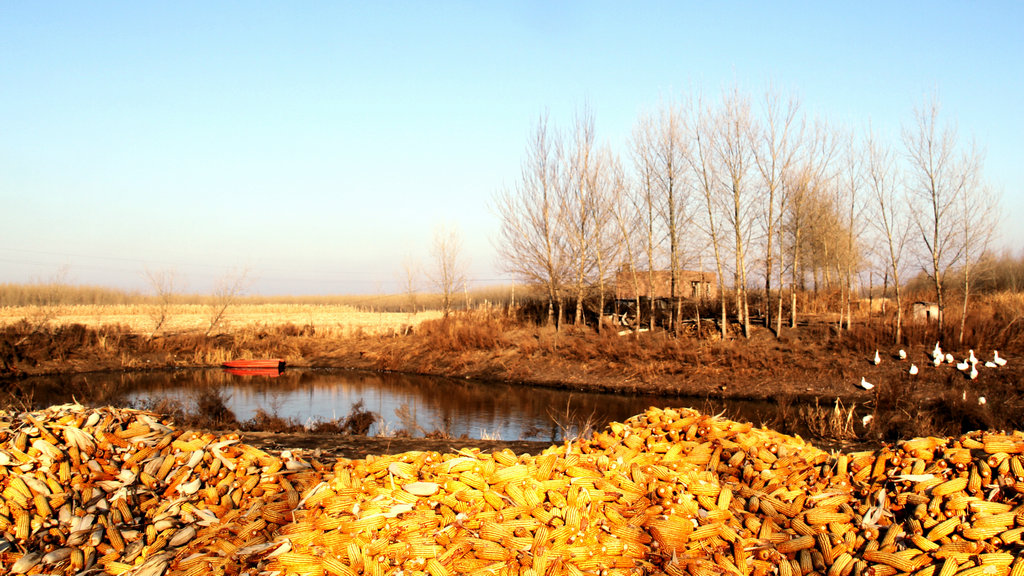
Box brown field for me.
[0,303,443,336]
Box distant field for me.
[0,304,444,336]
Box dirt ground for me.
[305,323,1023,405]
[233,430,556,460]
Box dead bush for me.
[418,312,511,352]
[799,398,859,441]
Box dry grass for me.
[0,303,443,336]
[836,290,1024,354]
[0,282,518,311]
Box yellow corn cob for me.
[103,561,135,575]
[932,477,968,497]
[777,534,816,554]
[1010,557,1024,576]
[863,550,919,573]
[975,553,1014,567]
[961,524,1005,541]
[14,509,30,541]
[983,434,1024,454]
[926,517,961,541]
[323,556,358,576]
[970,501,1013,514]
[973,512,1016,530]
[953,566,1007,576]
[999,526,1023,544]
[489,464,530,485]
[938,558,960,576]
[805,508,850,526]
[911,534,940,551]
[825,552,853,576]
[934,540,979,562]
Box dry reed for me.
[0,303,444,336]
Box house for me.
[911,301,939,323]
[614,266,717,301]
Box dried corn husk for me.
[2,404,1024,576]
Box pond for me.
[22,367,784,443]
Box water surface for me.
[25,368,781,442]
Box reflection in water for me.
[24,368,779,442]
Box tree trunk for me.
[894,280,903,344]
[791,228,801,328]
[959,261,970,345]
[547,288,556,327]
[574,281,585,327]
[647,267,656,332]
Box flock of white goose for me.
[858,342,1008,395]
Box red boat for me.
[224,367,283,378]
[221,358,285,370]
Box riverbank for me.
[2,309,1022,444]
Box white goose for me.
[933,354,943,367]
[969,364,979,380]
[898,349,907,360]
[873,350,881,365]
[932,342,942,361]
[908,364,919,375]
[994,350,1007,367]
[956,360,970,371]
[859,377,875,390]
[968,349,978,365]
[945,353,955,364]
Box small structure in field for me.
[613,266,717,327]
[853,297,891,314]
[614,266,717,301]
[910,301,939,323]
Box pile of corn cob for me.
[0,404,1021,575]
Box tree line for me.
[494,87,997,341]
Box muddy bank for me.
[3,320,1023,445]
[234,430,557,460]
[231,429,871,458]
[0,320,880,401]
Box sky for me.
[2,2,1022,296]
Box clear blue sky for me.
[2,2,1021,295]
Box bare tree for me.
[685,94,729,339]
[902,96,970,330]
[429,224,466,318]
[15,264,71,346]
[610,158,644,334]
[750,88,801,332]
[494,114,567,328]
[144,268,178,339]
[400,254,420,313]
[714,87,755,338]
[206,268,250,336]
[957,150,996,344]
[637,100,693,334]
[836,133,865,331]
[630,113,662,332]
[587,146,623,333]
[783,120,840,327]
[865,126,909,342]
[562,108,600,327]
